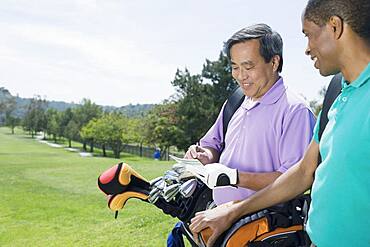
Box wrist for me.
[228,202,244,223]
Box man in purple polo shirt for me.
[185,24,316,205]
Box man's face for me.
[302,19,340,76]
[230,39,277,100]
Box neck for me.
[339,35,370,82]
[251,74,280,101]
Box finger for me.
[184,145,197,159]
[184,151,192,159]
[189,218,200,231]
[190,212,207,227]
[189,148,199,159]
[192,232,200,246]
[189,215,204,233]
[189,218,208,234]
[194,210,205,216]
[189,224,201,245]
[206,230,220,247]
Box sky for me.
[0,0,330,107]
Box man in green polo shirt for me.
[189,0,370,246]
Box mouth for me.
[240,82,253,90]
[311,56,319,68]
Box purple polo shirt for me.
[200,77,316,205]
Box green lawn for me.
[0,127,179,246]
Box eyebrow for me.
[231,60,255,66]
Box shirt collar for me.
[342,62,370,89]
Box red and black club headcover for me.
[98,162,150,212]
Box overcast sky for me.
[0,0,329,107]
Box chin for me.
[319,65,341,77]
[319,70,332,77]
[319,68,340,77]
[242,91,254,98]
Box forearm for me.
[229,163,310,221]
[229,141,318,221]
[237,171,282,191]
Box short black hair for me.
[223,23,283,73]
[304,0,370,44]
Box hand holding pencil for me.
[184,142,216,165]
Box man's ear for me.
[329,16,343,40]
[271,55,280,72]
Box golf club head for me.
[163,184,180,201]
[172,163,186,173]
[179,179,198,198]
[149,176,162,186]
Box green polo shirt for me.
[307,63,370,247]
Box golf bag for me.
[98,162,311,247]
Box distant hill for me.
[104,104,156,118]
[0,87,155,119]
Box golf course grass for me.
[0,127,181,246]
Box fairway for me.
[0,127,179,247]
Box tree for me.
[5,112,20,134]
[202,52,238,109]
[92,117,110,157]
[171,68,215,151]
[22,96,47,138]
[127,117,147,157]
[1,96,20,134]
[80,118,97,153]
[0,87,14,125]
[81,113,130,158]
[45,109,60,142]
[143,102,183,158]
[64,120,79,148]
[74,99,102,150]
[59,108,74,140]
[100,113,127,159]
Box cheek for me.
[317,42,334,61]
[231,70,238,80]
[315,32,333,56]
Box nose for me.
[236,67,248,82]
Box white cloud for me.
[0,0,328,106]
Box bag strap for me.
[317,73,342,163]
[221,86,245,150]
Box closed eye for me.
[243,65,254,70]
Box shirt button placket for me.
[336,90,349,120]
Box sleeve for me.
[312,111,321,144]
[277,108,316,173]
[199,102,226,153]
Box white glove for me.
[185,163,238,189]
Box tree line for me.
[0,53,323,159]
